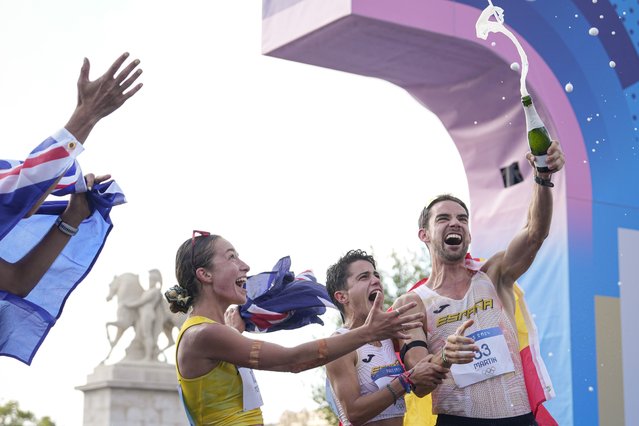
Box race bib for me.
[238,367,264,411]
[450,327,515,388]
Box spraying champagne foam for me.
[476,1,530,97]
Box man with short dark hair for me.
[326,249,448,426]
[394,142,564,426]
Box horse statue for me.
[104,270,185,363]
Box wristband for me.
[54,216,79,236]
[534,175,554,188]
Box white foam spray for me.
[476,0,530,96]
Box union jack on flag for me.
[0,130,125,365]
[0,129,84,240]
[240,256,336,333]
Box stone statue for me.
[104,269,185,363]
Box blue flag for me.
[0,131,124,364]
[0,181,125,364]
[240,256,336,332]
[0,129,84,240]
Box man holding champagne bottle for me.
[393,137,564,426]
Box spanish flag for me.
[403,255,557,426]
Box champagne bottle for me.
[521,95,552,173]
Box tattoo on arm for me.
[290,339,328,373]
[249,340,262,369]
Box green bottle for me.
[522,95,552,173]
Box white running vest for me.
[329,329,406,425]
[413,271,531,419]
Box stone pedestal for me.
[76,362,184,426]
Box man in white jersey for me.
[326,249,449,426]
[393,141,564,426]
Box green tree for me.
[382,247,431,305]
[0,400,56,426]
[312,248,431,425]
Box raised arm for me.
[180,295,423,377]
[487,141,565,288]
[0,174,110,297]
[24,53,142,218]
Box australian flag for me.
[0,131,125,365]
[240,256,336,332]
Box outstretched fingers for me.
[370,290,384,310]
[391,302,423,339]
[120,77,143,100]
[391,300,417,317]
[396,312,424,325]
[105,52,132,79]
[393,321,424,340]
[114,57,140,83]
[115,60,143,92]
[366,296,424,340]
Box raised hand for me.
[362,292,424,341]
[442,319,479,366]
[77,52,143,119]
[65,52,143,142]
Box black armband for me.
[400,340,428,365]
